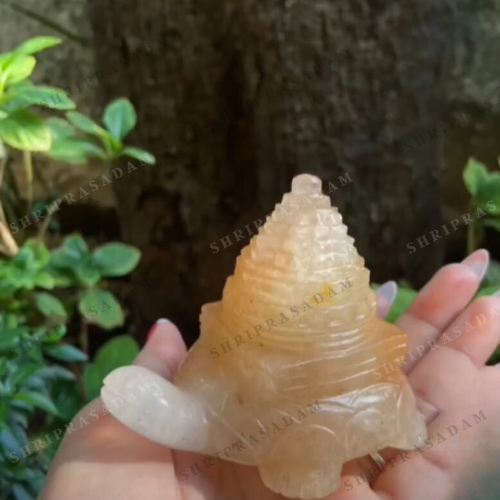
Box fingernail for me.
[147,318,170,341]
[461,249,490,280]
[377,281,398,308]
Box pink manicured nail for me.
[461,249,489,280]
[147,319,170,341]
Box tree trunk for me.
[87,0,454,344]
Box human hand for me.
[39,248,500,500]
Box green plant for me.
[0,235,141,499]
[463,158,500,254]
[46,101,155,165]
[50,234,140,332]
[0,37,155,241]
[0,36,155,165]
[83,335,139,401]
[0,237,80,499]
[0,36,153,500]
[0,36,73,228]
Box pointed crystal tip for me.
[291,174,322,195]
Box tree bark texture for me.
[87,0,455,344]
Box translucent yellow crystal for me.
[102,174,427,499]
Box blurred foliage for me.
[47,103,155,165]
[463,158,500,253]
[0,36,155,233]
[0,37,155,164]
[0,236,140,499]
[0,37,151,500]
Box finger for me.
[396,249,489,373]
[439,295,500,367]
[409,295,500,422]
[376,281,398,319]
[134,319,187,380]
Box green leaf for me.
[14,391,60,416]
[50,235,98,286]
[46,117,77,138]
[84,335,139,400]
[95,335,139,372]
[3,55,36,85]
[103,98,137,140]
[74,261,101,287]
[43,343,87,362]
[47,137,107,164]
[92,243,141,277]
[33,271,55,289]
[485,259,500,287]
[463,158,488,197]
[12,468,45,493]
[121,146,156,165]
[64,234,89,255]
[463,158,500,215]
[50,379,84,421]
[0,110,51,151]
[14,36,61,55]
[82,363,102,401]
[9,363,42,388]
[12,483,35,500]
[3,85,75,111]
[11,399,33,413]
[24,238,50,266]
[489,345,500,365]
[46,138,88,164]
[0,400,10,422]
[0,327,25,352]
[74,139,107,159]
[78,288,124,329]
[66,111,108,138]
[10,410,28,429]
[34,292,67,320]
[4,78,33,90]
[475,284,499,298]
[51,234,89,269]
[41,323,67,343]
[0,52,13,71]
[0,426,21,455]
[0,322,28,348]
[37,365,75,381]
[476,185,500,216]
[483,217,500,232]
[46,265,74,288]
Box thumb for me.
[134,319,188,380]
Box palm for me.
[41,250,500,500]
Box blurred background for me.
[1,0,500,498]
